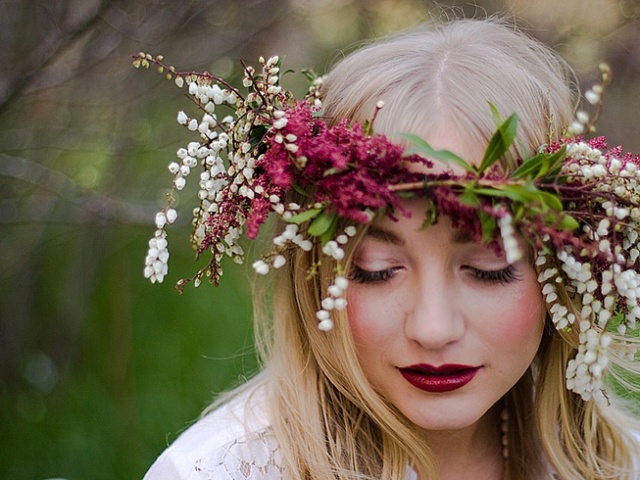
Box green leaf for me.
[286,207,323,224]
[292,183,311,197]
[308,211,336,237]
[488,102,503,126]
[473,186,525,203]
[459,190,480,206]
[401,133,474,173]
[536,191,563,211]
[510,153,546,179]
[420,201,438,229]
[479,211,497,243]
[320,214,340,244]
[248,125,268,149]
[557,214,579,231]
[478,114,518,174]
[362,118,373,137]
[536,146,567,180]
[510,146,567,181]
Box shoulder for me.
[143,382,284,480]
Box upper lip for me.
[399,363,479,375]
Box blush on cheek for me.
[346,290,396,348]
[346,296,367,343]
[498,290,545,345]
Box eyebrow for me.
[366,225,405,246]
[451,229,473,244]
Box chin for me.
[397,395,495,433]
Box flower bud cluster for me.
[137,52,319,286]
[497,211,523,264]
[314,226,358,329]
[566,321,611,402]
[144,230,170,283]
[317,275,349,331]
[533,138,640,401]
[567,63,611,137]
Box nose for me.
[404,273,465,349]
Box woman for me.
[141,18,640,479]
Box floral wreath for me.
[133,53,640,403]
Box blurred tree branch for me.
[0,0,116,115]
[0,153,157,225]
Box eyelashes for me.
[349,266,399,284]
[467,265,520,285]
[349,265,520,285]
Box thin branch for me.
[0,153,157,225]
[0,0,115,115]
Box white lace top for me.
[143,382,638,480]
[143,385,285,479]
[142,384,418,480]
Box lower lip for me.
[399,367,481,393]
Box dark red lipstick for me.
[399,364,481,393]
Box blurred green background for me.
[1,0,639,478]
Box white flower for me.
[272,255,286,269]
[155,212,167,228]
[177,111,188,125]
[318,319,334,331]
[328,285,342,297]
[252,260,270,275]
[298,240,313,251]
[273,117,288,129]
[334,276,349,291]
[334,298,347,310]
[345,225,357,237]
[175,177,186,190]
[321,297,335,310]
[576,110,589,124]
[568,121,584,136]
[585,89,600,105]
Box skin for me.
[346,129,545,478]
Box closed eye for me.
[466,265,520,285]
[349,265,400,284]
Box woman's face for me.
[346,131,545,434]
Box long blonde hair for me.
[238,18,640,479]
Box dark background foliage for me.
[1,0,639,478]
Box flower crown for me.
[134,54,639,403]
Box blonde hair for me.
[229,18,640,479]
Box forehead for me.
[366,223,473,246]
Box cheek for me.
[495,282,545,349]
[346,289,397,348]
[346,290,373,345]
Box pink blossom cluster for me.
[257,102,427,223]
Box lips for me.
[398,363,481,393]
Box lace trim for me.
[194,428,285,479]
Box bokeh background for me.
[1,0,639,478]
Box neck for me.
[418,405,506,480]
